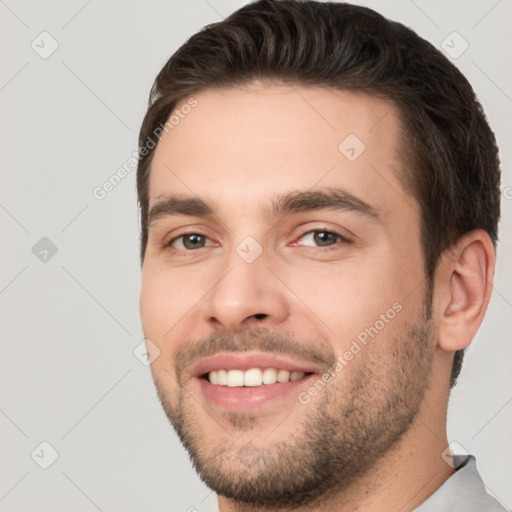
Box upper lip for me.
[192,352,320,378]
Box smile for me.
[191,352,320,411]
[206,368,309,387]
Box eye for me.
[296,230,348,248]
[168,233,213,250]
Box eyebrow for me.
[148,196,213,227]
[268,188,379,220]
[147,188,380,227]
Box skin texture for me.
[139,83,495,511]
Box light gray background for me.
[0,1,511,511]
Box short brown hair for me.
[136,0,501,387]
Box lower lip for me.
[196,374,316,411]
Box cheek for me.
[140,265,188,341]
[284,259,410,350]
[140,262,214,357]
[140,268,183,383]
[140,268,165,337]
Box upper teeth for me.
[208,368,306,387]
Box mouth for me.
[204,368,312,386]
[191,352,319,411]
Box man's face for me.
[140,83,435,507]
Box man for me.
[136,1,507,510]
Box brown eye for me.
[170,233,210,250]
[183,234,206,249]
[313,231,339,246]
[298,230,345,247]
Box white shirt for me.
[415,455,509,511]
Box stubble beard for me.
[153,312,435,509]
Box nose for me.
[205,251,289,332]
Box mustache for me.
[175,328,336,380]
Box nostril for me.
[252,313,267,320]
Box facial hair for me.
[153,310,435,509]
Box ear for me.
[434,230,496,352]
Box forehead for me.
[149,83,408,214]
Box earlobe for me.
[437,230,495,352]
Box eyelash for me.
[292,229,351,250]
[165,232,214,251]
[165,228,351,252]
